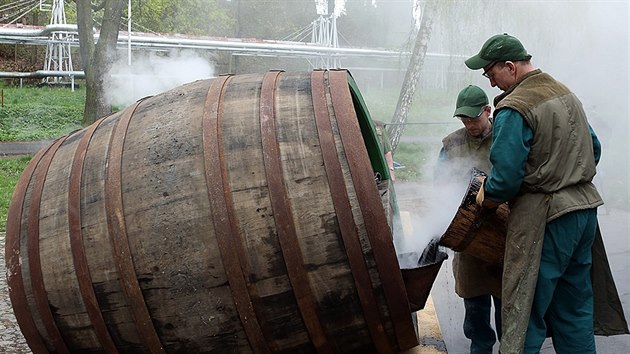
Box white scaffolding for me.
[310,14,340,69]
[42,0,74,84]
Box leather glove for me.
[476,177,500,208]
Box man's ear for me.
[505,61,517,73]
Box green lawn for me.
[0,84,85,231]
[0,155,31,231]
[361,86,458,182]
[0,85,85,141]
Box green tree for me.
[131,0,235,36]
[389,0,439,151]
[230,0,316,73]
[75,0,126,125]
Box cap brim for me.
[454,106,482,118]
[465,55,492,70]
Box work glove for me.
[476,177,500,208]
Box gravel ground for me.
[0,232,32,354]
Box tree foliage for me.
[131,0,235,36]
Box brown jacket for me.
[436,127,502,298]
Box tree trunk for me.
[75,0,126,125]
[388,0,439,152]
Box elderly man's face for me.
[483,61,516,91]
[459,107,492,137]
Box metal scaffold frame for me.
[310,14,340,69]
[42,0,74,85]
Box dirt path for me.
[0,232,32,353]
[0,141,53,157]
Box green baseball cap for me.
[453,85,488,118]
[465,33,532,70]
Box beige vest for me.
[495,69,603,219]
[437,127,502,298]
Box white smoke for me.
[394,181,464,269]
[106,49,215,108]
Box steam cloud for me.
[106,49,215,108]
[394,152,469,269]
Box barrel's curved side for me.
[311,69,394,354]
[5,142,58,354]
[28,136,71,354]
[105,100,166,353]
[328,70,417,350]
[260,70,334,354]
[68,115,118,353]
[7,112,152,353]
[202,74,271,354]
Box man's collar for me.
[493,69,542,106]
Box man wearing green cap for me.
[435,85,502,354]
[468,33,627,354]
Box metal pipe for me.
[0,70,84,78]
[0,24,419,59]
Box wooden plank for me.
[328,70,417,350]
[311,70,393,353]
[27,137,71,353]
[105,100,166,354]
[260,70,333,353]
[202,74,271,353]
[68,116,118,352]
[5,142,56,354]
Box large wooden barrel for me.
[5,70,418,353]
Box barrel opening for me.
[345,74,390,181]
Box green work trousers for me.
[524,208,598,354]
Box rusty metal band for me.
[201,75,272,354]
[310,70,393,354]
[327,70,417,350]
[5,142,59,354]
[27,136,71,354]
[68,116,118,352]
[105,100,166,353]
[259,71,333,354]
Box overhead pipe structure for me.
[3,23,467,61]
[0,24,458,85]
[0,24,419,59]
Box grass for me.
[361,86,459,182]
[0,85,85,141]
[0,155,32,232]
[0,83,85,231]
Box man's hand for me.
[476,177,500,208]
